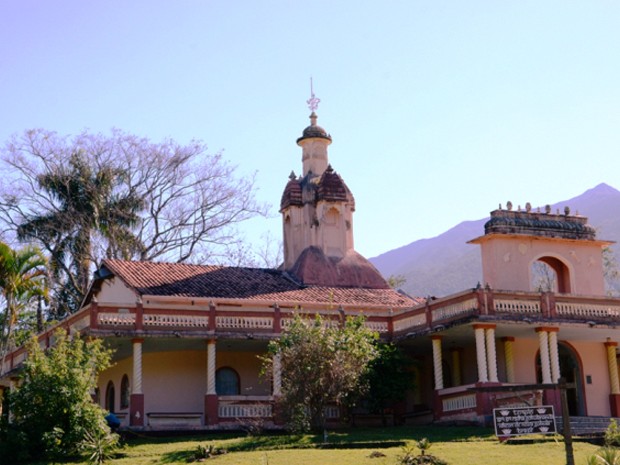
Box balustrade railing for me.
[98,312,136,326]
[432,298,477,323]
[442,393,477,413]
[218,403,273,418]
[494,299,540,314]
[393,312,426,333]
[556,301,620,319]
[145,314,209,328]
[216,316,272,330]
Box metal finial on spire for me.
[306,77,321,112]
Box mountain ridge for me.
[370,183,620,297]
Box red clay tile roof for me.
[317,165,354,203]
[100,259,418,308]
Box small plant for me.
[397,438,448,465]
[588,447,620,465]
[190,443,226,462]
[605,419,620,447]
[79,428,120,465]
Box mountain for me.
[370,183,620,297]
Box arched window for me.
[120,375,130,410]
[105,381,115,413]
[216,367,240,395]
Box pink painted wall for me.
[478,236,606,295]
[98,348,270,415]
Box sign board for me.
[493,406,556,437]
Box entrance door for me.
[558,343,585,416]
[536,343,585,416]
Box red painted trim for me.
[135,301,144,331]
[535,326,559,333]
[472,323,496,330]
[501,336,515,342]
[605,341,619,348]
[130,393,144,427]
[205,394,218,425]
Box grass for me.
[30,426,603,465]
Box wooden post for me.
[559,378,574,465]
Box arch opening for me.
[531,256,571,293]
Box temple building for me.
[2,104,620,430]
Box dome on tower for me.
[296,112,332,144]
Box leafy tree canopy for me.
[0,330,113,463]
[0,129,268,316]
[264,314,378,432]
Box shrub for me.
[397,438,448,465]
[606,419,620,447]
[0,330,113,463]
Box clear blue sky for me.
[2,1,619,259]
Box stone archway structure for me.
[469,205,612,295]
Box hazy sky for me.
[2,1,619,259]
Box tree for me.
[16,151,143,315]
[0,330,114,463]
[0,242,47,376]
[0,129,267,315]
[264,314,378,432]
[360,343,413,425]
[387,274,407,289]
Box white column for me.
[503,337,515,383]
[548,330,561,383]
[273,353,282,396]
[537,329,552,384]
[485,327,498,383]
[207,339,217,395]
[606,341,620,395]
[474,326,488,383]
[431,337,444,390]
[132,339,143,394]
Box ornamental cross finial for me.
[306,77,320,112]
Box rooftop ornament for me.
[306,77,321,112]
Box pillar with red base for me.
[205,338,219,425]
[130,338,145,427]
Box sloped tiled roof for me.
[100,259,418,308]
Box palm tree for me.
[17,152,144,314]
[0,242,47,375]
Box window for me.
[216,367,240,395]
[105,381,115,413]
[120,375,130,409]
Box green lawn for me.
[34,426,603,465]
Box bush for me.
[0,330,113,463]
[190,443,226,462]
[606,419,620,447]
[397,439,448,465]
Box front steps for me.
[557,416,617,436]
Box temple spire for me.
[306,77,321,112]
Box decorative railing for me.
[556,301,620,319]
[145,314,209,328]
[216,316,272,330]
[218,403,273,418]
[393,313,426,332]
[365,320,389,333]
[442,393,477,413]
[98,312,136,326]
[432,298,477,323]
[494,299,540,314]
